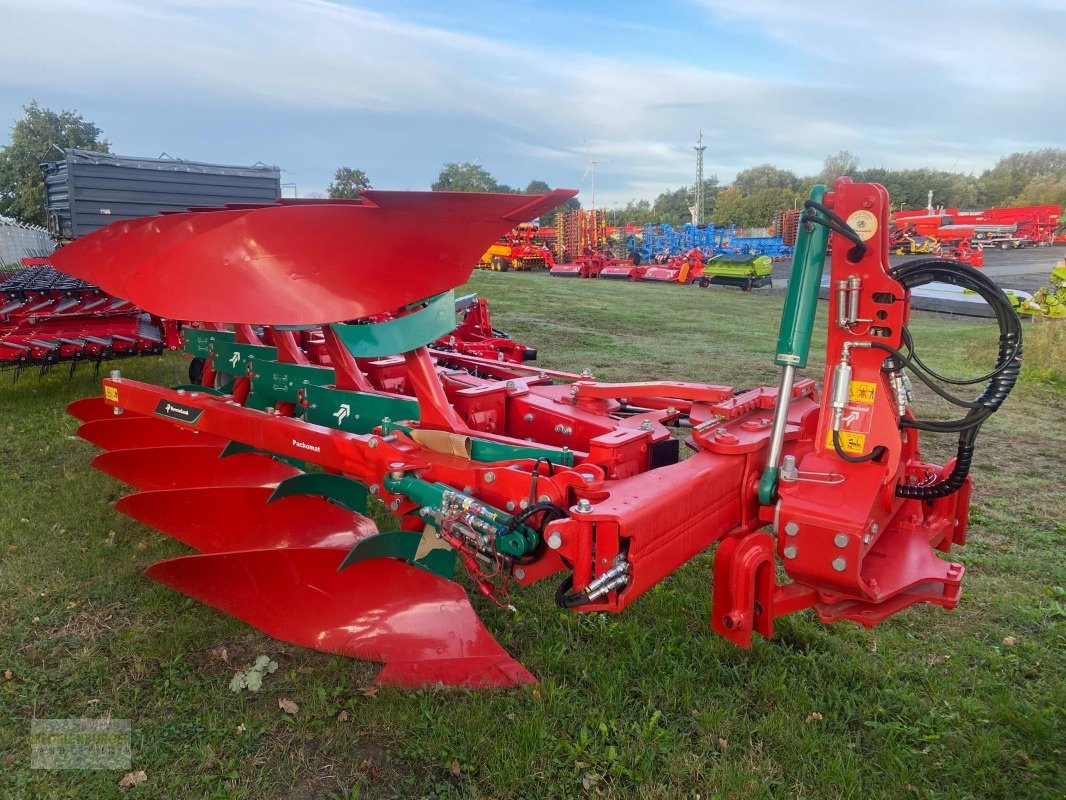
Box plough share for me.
[54,181,1021,688]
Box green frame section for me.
[330,291,456,358]
[248,362,336,406]
[210,341,279,377]
[384,421,574,467]
[182,327,235,358]
[303,385,419,435]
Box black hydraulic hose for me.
[831,429,886,463]
[885,258,1021,500]
[803,199,869,261]
[509,500,566,565]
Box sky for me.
[0,0,1063,207]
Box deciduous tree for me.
[0,101,109,225]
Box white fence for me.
[0,218,55,265]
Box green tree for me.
[525,179,580,221]
[977,149,1066,206]
[651,186,692,225]
[732,164,797,196]
[816,150,860,186]
[0,101,110,225]
[327,166,371,198]
[742,187,801,227]
[432,162,502,192]
[710,186,744,225]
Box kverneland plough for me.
[54,180,1021,689]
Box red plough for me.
[56,181,1020,688]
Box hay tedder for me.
[54,180,1021,688]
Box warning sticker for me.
[827,429,867,454]
[848,381,877,404]
[846,209,878,241]
[104,385,118,402]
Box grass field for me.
[1,272,1063,800]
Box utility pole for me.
[589,160,597,213]
[693,131,707,226]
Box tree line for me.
[609,149,1066,228]
[2,103,1062,231]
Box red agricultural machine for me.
[0,261,182,378]
[55,180,1021,688]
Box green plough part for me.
[303,385,419,435]
[182,327,236,358]
[267,473,368,514]
[248,362,335,406]
[337,529,456,579]
[219,440,305,470]
[383,420,574,467]
[210,341,279,377]
[330,291,456,358]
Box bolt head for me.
[783,545,798,559]
[389,499,401,511]
[369,484,379,495]
[484,471,495,483]
[514,567,526,580]
[834,533,849,548]
[639,420,652,431]
[506,501,516,512]
[575,499,593,513]
[546,531,563,550]
[832,557,847,572]
[523,413,534,423]
[367,437,378,449]
[870,523,880,534]
[784,521,800,536]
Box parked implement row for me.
[54,181,1020,688]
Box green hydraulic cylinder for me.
[757,184,831,505]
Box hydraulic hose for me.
[884,257,1022,500]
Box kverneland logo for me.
[153,398,203,424]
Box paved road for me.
[771,244,1063,293]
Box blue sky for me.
[1,0,1062,207]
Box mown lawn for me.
[1,271,1063,800]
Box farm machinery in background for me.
[894,202,1061,250]
[477,223,555,271]
[54,180,1021,688]
[1009,261,1066,318]
[0,261,181,377]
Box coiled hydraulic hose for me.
[880,257,1022,499]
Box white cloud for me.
[0,0,1061,205]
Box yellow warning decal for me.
[848,381,877,404]
[827,429,866,454]
[104,385,119,402]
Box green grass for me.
[1,272,1063,799]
